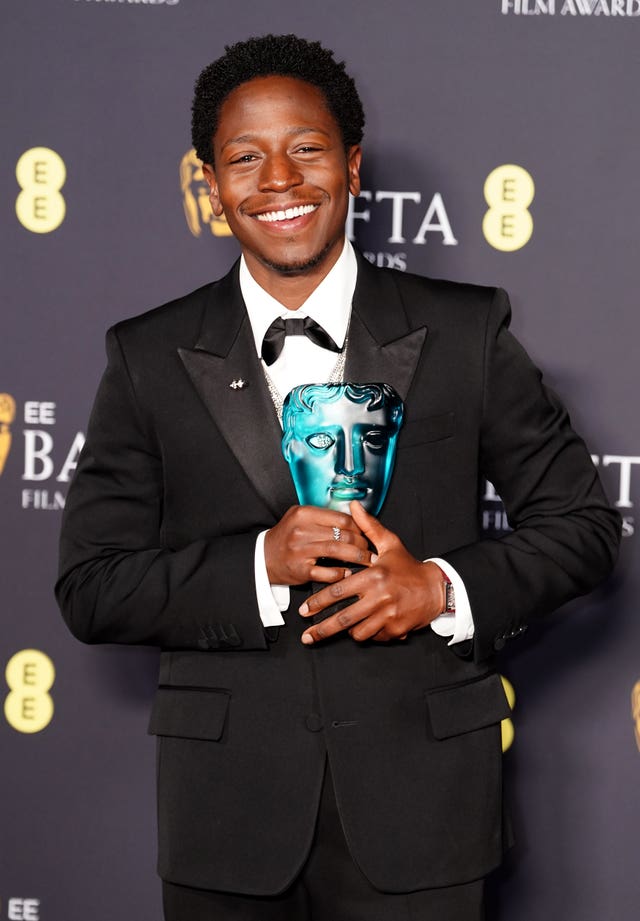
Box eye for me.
[306,432,335,450]
[229,153,258,164]
[363,430,389,452]
[293,143,326,157]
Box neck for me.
[242,240,345,310]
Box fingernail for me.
[301,633,313,645]
[299,603,309,616]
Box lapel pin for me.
[230,379,248,390]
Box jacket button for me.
[305,713,323,732]
[494,636,506,651]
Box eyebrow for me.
[221,126,331,152]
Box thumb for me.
[349,500,393,553]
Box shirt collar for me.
[239,239,357,358]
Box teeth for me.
[256,204,317,223]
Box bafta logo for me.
[0,393,16,475]
[180,149,233,238]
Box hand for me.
[264,505,374,586]
[299,501,445,644]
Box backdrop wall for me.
[2,2,638,919]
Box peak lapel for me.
[346,254,427,400]
[178,265,297,520]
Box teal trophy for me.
[282,382,405,626]
[282,382,404,516]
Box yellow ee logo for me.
[500,675,515,753]
[16,147,66,233]
[483,164,534,252]
[4,649,55,733]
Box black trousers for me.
[163,764,485,921]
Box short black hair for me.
[191,34,365,165]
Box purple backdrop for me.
[1,2,637,919]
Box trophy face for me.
[282,382,404,516]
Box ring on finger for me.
[332,526,342,541]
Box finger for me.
[299,571,367,617]
[349,501,394,553]
[277,519,369,559]
[349,610,406,643]
[322,523,369,545]
[369,628,409,642]
[318,531,371,555]
[308,566,353,584]
[303,507,365,536]
[313,541,373,566]
[301,597,374,645]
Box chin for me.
[261,241,333,276]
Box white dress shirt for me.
[239,240,474,645]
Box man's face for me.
[202,76,361,282]
[283,395,399,516]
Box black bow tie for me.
[261,316,341,366]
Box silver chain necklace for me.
[263,337,349,423]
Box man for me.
[56,34,620,921]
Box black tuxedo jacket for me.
[56,253,619,895]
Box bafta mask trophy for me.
[282,382,404,516]
[282,382,404,625]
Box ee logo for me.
[6,899,40,921]
[483,164,534,252]
[500,675,515,753]
[16,147,66,233]
[4,649,55,733]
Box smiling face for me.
[282,385,403,516]
[202,76,361,301]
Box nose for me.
[258,153,303,193]
[336,434,365,478]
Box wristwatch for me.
[442,575,456,614]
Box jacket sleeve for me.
[55,326,269,652]
[442,288,621,662]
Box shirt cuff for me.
[426,557,475,646]
[254,530,288,627]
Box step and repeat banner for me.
[1,2,638,919]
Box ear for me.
[346,145,362,197]
[202,163,224,217]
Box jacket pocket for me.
[398,411,455,449]
[148,686,230,741]
[426,672,510,740]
